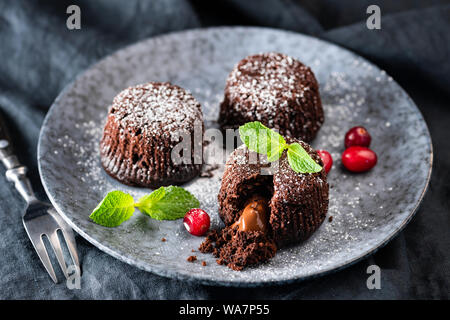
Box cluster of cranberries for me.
[317,126,377,174]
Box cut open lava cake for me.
[200,139,329,270]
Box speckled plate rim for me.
[37,26,433,287]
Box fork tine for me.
[47,208,80,272]
[49,230,68,279]
[60,227,80,272]
[27,232,58,283]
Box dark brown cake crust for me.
[199,228,277,271]
[218,52,324,142]
[218,139,329,248]
[100,82,203,188]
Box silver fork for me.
[0,111,80,283]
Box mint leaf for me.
[238,121,323,173]
[89,191,135,227]
[287,143,323,173]
[239,121,286,162]
[136,186,200,220]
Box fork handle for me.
[0,110,20,170]
[0,111,37,204]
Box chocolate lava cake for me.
[100,82,203,188]
[218,52,324,142]
[200,139,328,270]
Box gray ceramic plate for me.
[38,27,432,287]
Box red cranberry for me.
[345,126,371,148]
[184,209,210,236]
[317,150,333,173]
[342,146,377,172]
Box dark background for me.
[0,0,448,299]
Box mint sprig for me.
[136,186,200,220]
[239,121,287,161]
[287,143,323,173]
[239,121,322,174]
[89,186,199,227]
[89,191,135,227]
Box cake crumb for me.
[202,261,207,267]
[191,249,196,252]
[187,256,197,262]
[328,216,333,222]
[161,238,166,242]
[200,228,276,271]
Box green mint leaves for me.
[239,121,322,174]
[136,186,200,220]
[89,186,199,227]
[239,121,287,162]
[89,191,135,227]
[287,142,323,173]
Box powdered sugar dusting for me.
[228,143,325,203]
[111,82,202,142]
[226,52,313,118]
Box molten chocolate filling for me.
[199,194,276,271]
[231,195,269,233]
